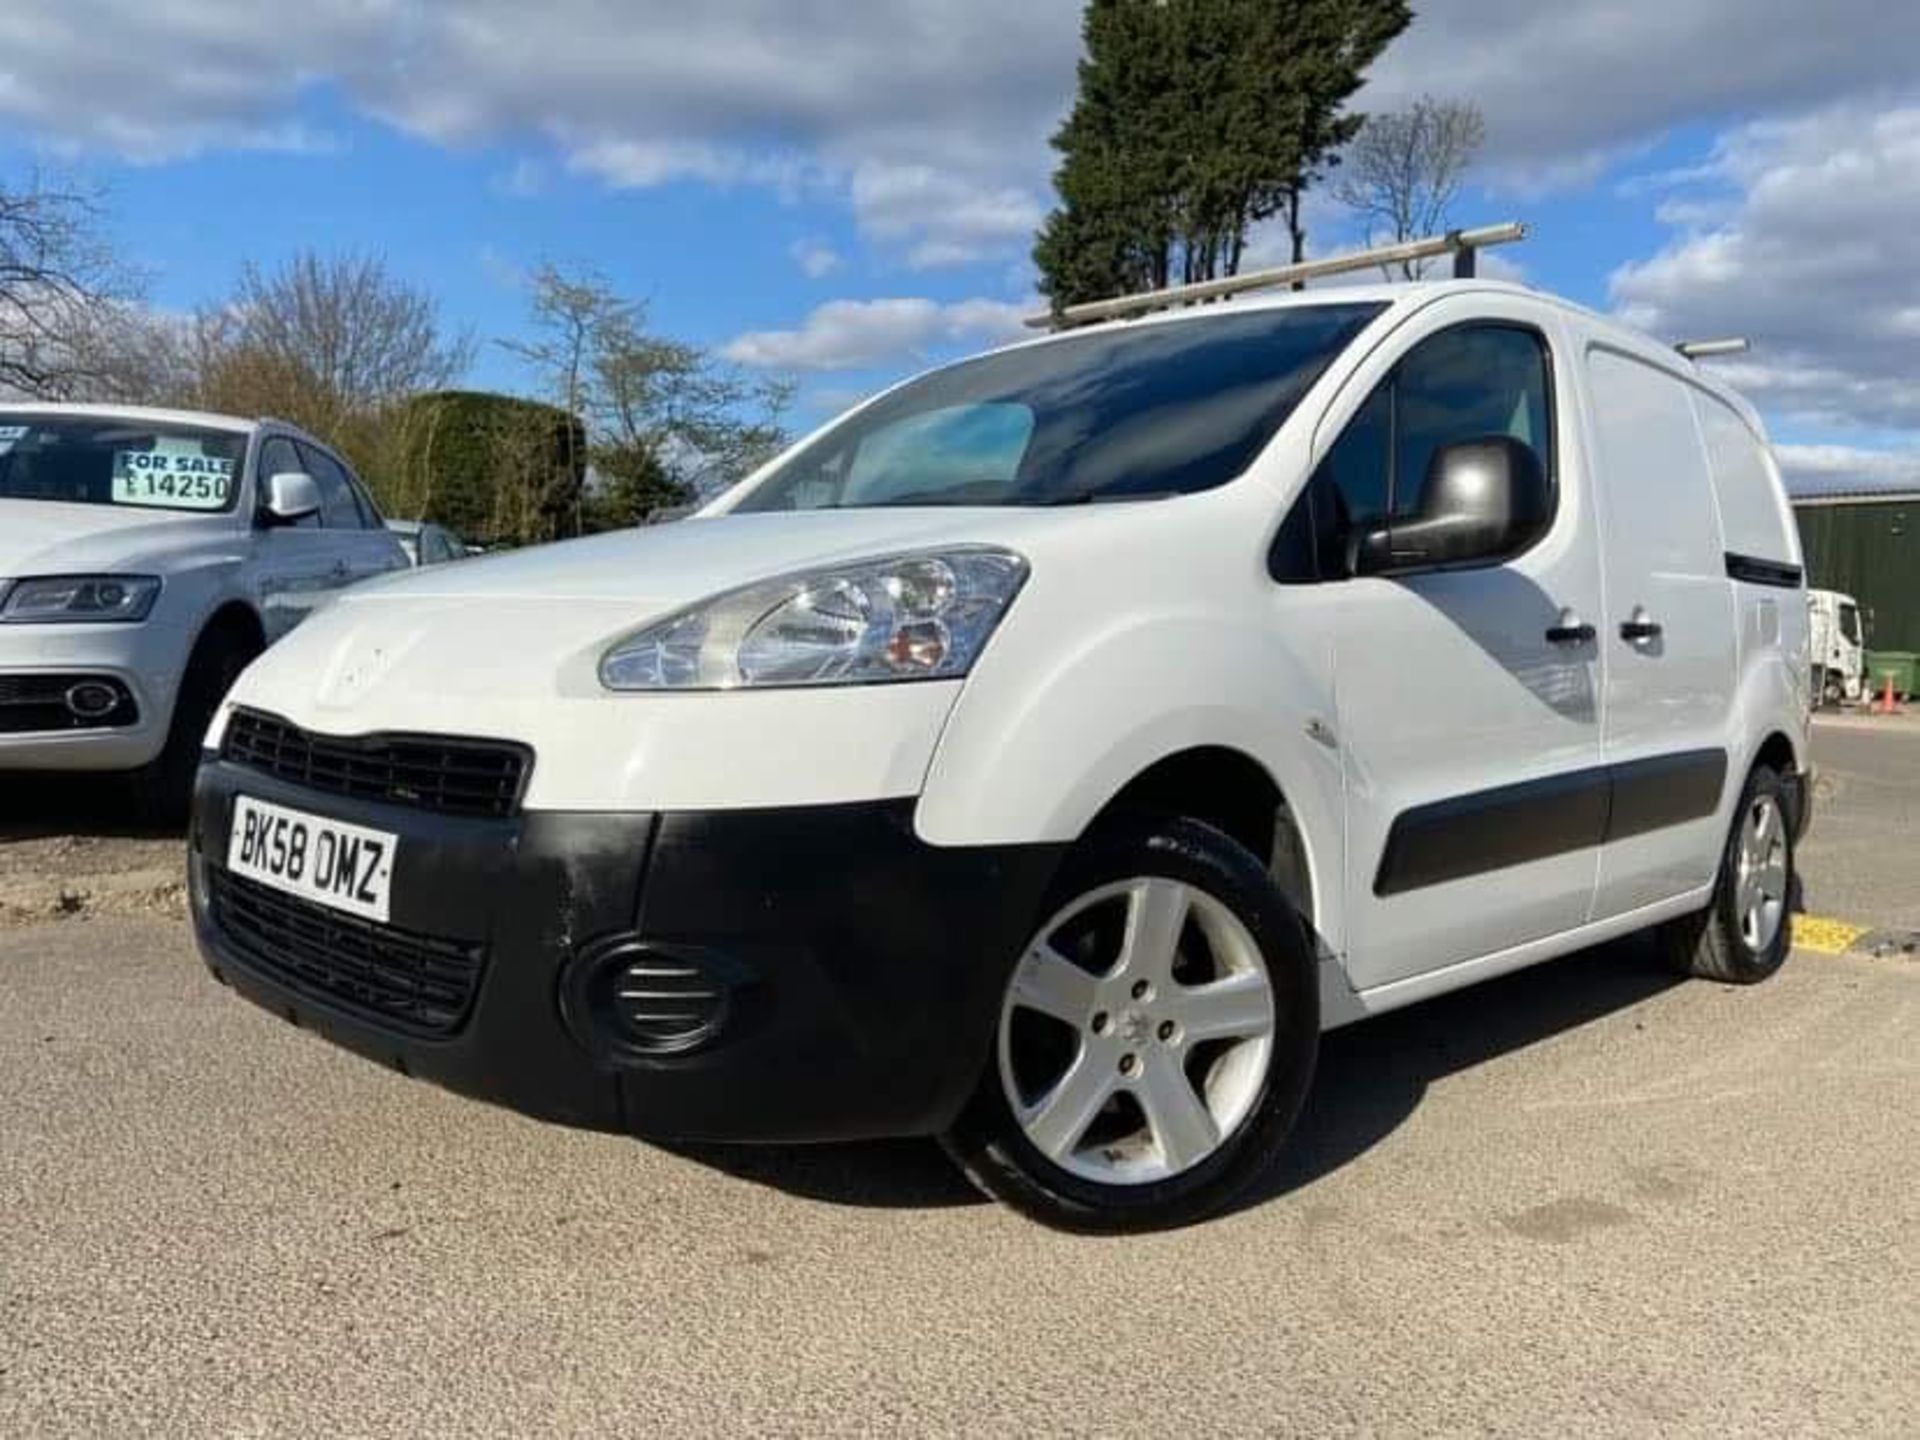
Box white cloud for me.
[722,296,1029,373]
[9,1,1920,286]
[1610,100,1920,433]
[1776,445,1920,496]
[0,1,1072,265]
[1362,0,1920,189]
[788,239,842,280]
[849,161,1045,269]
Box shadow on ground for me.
[0,772,176,841]
[676,936,1684,1216]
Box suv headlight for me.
[0,575,161,624]
[599,548,1028,691]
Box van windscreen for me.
[734,303,1385,511]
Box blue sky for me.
[2,1,1916,490]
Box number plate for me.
[227,796,398,923]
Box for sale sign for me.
[112,449,235,510]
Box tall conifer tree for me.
[1035,0,1412,309]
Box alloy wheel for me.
[1733,794,1788,954]
[997,877,1276,1186]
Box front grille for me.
[209,868,485,1037]
[0,673,138,733]
[221,709,531,819]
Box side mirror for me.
[1351,436,1551,576]
[261,471,321,526]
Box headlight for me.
[0,575,161,624]
[600,548,1028,691]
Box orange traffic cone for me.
[1881,672,1898,715]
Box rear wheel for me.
[1658,764,1794,984]
[943,816,1319,1232]
[129,622,259,825]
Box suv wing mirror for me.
[261,471,321,526]
[1351,436,1551,577]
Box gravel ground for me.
[0,776,183,929]
[2,920,1914,1436]
[2,720,1916,1435]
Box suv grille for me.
[209,869,485,1037]
[222,709,530,819]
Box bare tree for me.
[194,252,473,432]
[0,175,143,398]
[496,262,624,519]
[502,262,792,527]
[1334,97,1487,278]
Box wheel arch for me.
[1751,729,1798,779]
[1082,745,1318,926]
[160,599,265,730]
[915,614,1345,941]
[193,599,267,657]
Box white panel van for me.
[186,281,1813,1230]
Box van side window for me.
[1273,323,1555,582]
[1393,326,1552,522]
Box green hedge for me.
[382,390,588,547]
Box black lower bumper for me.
[188,760,1064,1143]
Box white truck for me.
[187,251,1814,1231]
[1807,587,1866,706]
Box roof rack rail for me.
[1025,221,1528,332]
[1675,338,1751,360]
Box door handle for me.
[1620,606,1663,643]
[331,560,351,578]
[1545,609,1596,645]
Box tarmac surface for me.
[1797,712,1920,936]
[2,717,1916,1435]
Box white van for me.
[1807,587,1866,705]
[187,278,1812,1230]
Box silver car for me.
[0,404,408,816]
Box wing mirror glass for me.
[262,471,321,526]
[1351,436,1551,576]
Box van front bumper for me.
[188,759,1065,1143]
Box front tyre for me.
[943,817,1319,1233]
[1659,764,1795,984]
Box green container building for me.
[1792,490,1920,651]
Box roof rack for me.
[1025,221,1528,332]
[1675,338,1751,360]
